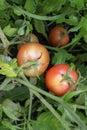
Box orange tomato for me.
[17,42,50,77]
[49,26,69,47]
[45,64,78,96]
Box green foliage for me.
[52,49,74,64]
[1,120,20,130]
[0,0,87,130]
[3,25,17,37]
[31,112,63,130]
[0,56,22,77]
[2,87,29,102]
[0,0,9,10]
[42,0,65,14]
[69,0,85,10]
[34,19,47,38]
[24,0,36,13]
[2,99,22,120]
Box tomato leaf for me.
[3,86,29,101]
[1,120,20,130]
[42,0,65,14]
[34,19,47,38]
[0,61,17,77]
[31,112,63,130]
[52,49,74,65]
[0,0,9,10]
[2,99,22,120]
[3,24,17,37]
[69,0,84,10]
[24,0,36,13]
[0,83,15,91]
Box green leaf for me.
[1,120,20,130]
[52,49,74,65]
[27,122,33,130]
[3,24,17,37]
[31,112,63,130]
[17,26,25,35]
[0,0,9,10]
[0,125,10,130]
[13,6,23,16]
[69,0,84,10]
[34,19,47,38]
[0,61,17,77]
[3,86,29,101]
[65,15,78,26]
[76,111,87,124]
[84,33,87,43]
[75,94,85,105]
[24,0,36,13]
[0,78,11,92]
[42,0,65,14]
[0,9,12,28]
[2,99,22,120]
[69,16,87,33]
[69,17,84,32]
[82,16,87,32]
[0,83,15,91]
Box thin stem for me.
[12,5,66,21]
[45,45,59,51]
[22,75,34,121]
[28,90,33,121]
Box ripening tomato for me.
[28,33,39,43]
[17,33,39,50]
[45,64,78,96]
[17,42,50,77]
[49,26,69,47]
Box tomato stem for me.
[45,45,59,51]
[13,5,66,21]
[28,90,33,121]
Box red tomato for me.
[17,42,50,77]
[17,33,39,50]
[45,64,78,96]
[49,26,69,47]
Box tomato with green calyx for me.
[17,42,50,77]
[45,64,78,96]
[49,26,69,47]
[17,33,39,50]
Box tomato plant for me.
[49,26,69,47]
[17,42,50,77]
[45,64,78,96]
[0,0,87,130]
[17,33,39,50]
